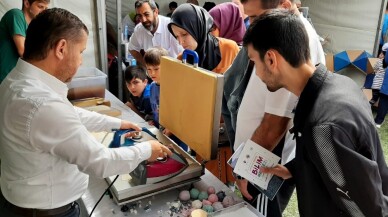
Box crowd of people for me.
[1,0,388,217]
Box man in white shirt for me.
[129,0,183,65]
[222,0,325,216]
[0,8,172,217]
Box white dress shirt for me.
[128,15,183,58]
[0,59,152,209]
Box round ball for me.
[179,190,191,201]
[212,201,224,211]
[216,191,226,202]
[191,209,208,217]
[202,205,214,213]
[192,200,203,209]
[198,191,209,201]
[202,199,212,206]
[207,186,216,195]
[222,195,234,207]
[190,188,200,200]
[208,194,218,203]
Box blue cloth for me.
[129,84,153,120]
[150,82,160,127]
[381,14,388,45]
[244,16,250,30]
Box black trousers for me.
[0,191,80,217]
[375,92,388,125]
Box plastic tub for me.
[67,67,107,100]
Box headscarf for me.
[209,2,246,45]
[168,3,221,71]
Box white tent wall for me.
[0,0,100,69]
[303,0,387,55]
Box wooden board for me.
[159,56,223,160]
[71,98,121,117]
[85,105,122,117]
[71,97,111,107]
[325,53,334,72]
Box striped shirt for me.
[372,59,385,90]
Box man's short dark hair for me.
[144,47,169,66]
[203,2,216,11]
[135,0,158,10]
[243,9,310,67]
[23,8,88,61]
[240,0,281,9]
[169,1,178,9]
[125,65,148,82]
[22,0,50,9]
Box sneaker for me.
[376,124,381,129]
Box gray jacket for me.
[221,47,252,149]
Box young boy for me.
[124,65,153,122]
[370,43,388,106]
[144,47,188,151]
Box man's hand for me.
[260,164,292,179]
[162,128,172,137]
[236,178,253,200]
[148,140,173,162]
[120,120,141,131]
[148,120,155,126]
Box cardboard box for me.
[67,67,107,100]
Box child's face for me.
[126,78,148,97]
[146,65,161,83]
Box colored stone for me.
[207,186,216,195]
[191,200,203,209]
[202,205,214,213]
[198,191,208,201]
[190,188,200,200]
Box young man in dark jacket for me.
[245,9,388,216]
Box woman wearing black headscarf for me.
[168,3,239,74]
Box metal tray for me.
[210,202,264,217]
[96,127,204,204]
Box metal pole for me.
[117,0,123,101]
[96,0,108,76]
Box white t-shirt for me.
[300,14,325,66]
[234,67,298,157]
[128,15,183,58]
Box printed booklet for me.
[228,140,284,200]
